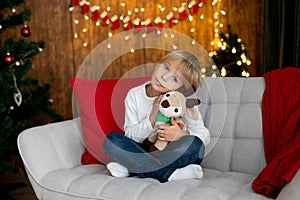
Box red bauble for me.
[21,26,32,37]
[4,54,15,64]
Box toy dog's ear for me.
[186,98,200,120]
[186,98,200,108]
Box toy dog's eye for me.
[166,94,170,97]
[174,108,178,113]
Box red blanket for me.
[252,67,300,199]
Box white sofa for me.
[18,77,300,200]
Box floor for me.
[0,172,37,200]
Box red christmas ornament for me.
[69,0,79,7]
[189,0,199,15]
[154,17,163,30]
[178,6,188,21]
[100,11,109,26]
[133,18,142,33]
[144,18,154,33]
[122,16,132,31]
[166,12,175,28]
[4,53,15,64]
[110,15,120,30]
[90,6,100,21]
[21,25,32,37]
[79,0,89,14]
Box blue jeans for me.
[103,132,205,182]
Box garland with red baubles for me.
[69,0,207,32]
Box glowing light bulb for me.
[232,47,237,54]
[221,67,227,77]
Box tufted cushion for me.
[199,78,266,175]
[40,164,269,200]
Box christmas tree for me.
[0,0,62,173]
[210,25,251,77]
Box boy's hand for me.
[158,118,188,141]
[149,95,163,127]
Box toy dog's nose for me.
[161,100,170,108]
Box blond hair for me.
[159,50,201,96]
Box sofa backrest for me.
[198,77,266,175]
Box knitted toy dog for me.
[143,91,200,152]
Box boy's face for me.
[151,60,184,93]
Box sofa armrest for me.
[277,169,300,200]
[17,118,85,182]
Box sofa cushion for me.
[71,77,150,164]
[198,78,266,175]
[40,165,269,200]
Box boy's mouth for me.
[155,78,164,88]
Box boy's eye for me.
[163,64,170,71]
[172,76,179,83]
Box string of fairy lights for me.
[68,0,251,77]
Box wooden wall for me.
[3,0,262,119]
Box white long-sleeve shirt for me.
[124,82,210,146]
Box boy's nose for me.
[162,73,171,81]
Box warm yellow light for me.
[74,33,78,38]
[120,2,126,7]
[189,15,193,21]
[83,42,88,47]
[220,10,226,15]
[242,70,250,77]
[190,28,195,33]
[246,60,252,65]
[82,28,87,32]
[237,60,242,65]
[232,47,237,53]
[74,20,79,24]
[241,54,246,60]
[134,8,139,12]
[107,7,111,11]
[221,67,227,77]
